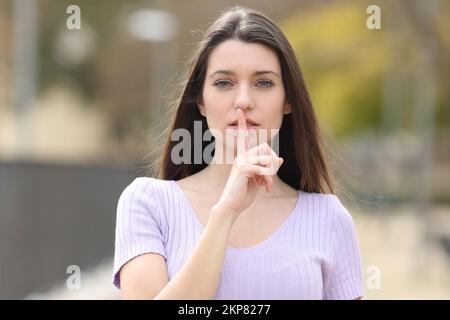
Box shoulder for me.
[301,193,360,257]
[117,177,174,218]
[299,191,343,211]
[327,194,354,227]
[119,177,172,199]
[299,191,355,231]
[304,192,351,216]
[322,194,359,243]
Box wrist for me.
[212,201,240,217]
[209,203,239,230]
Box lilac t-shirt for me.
[113,177,364,299]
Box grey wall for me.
[0,161,141,299]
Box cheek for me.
[202,103,229,131]
[203,89,233,116]
[259,97,285,128]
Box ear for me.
[283,100,292,115]
[197,96,206,117]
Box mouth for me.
[227,119,260,129]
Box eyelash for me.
[213,80,274,88]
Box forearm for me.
[154,205,236,300]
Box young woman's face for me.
[197,39,291,153]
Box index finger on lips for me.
[236,108,249,157]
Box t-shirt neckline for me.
[170,179,303,252]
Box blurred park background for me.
[0,0,449,299]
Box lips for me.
[228,119,259,127]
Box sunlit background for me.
[0,0,449,299]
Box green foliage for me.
[281,1,449,138]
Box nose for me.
[233,83,254,111]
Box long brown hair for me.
[150,6,335,194]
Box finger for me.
[246,155,273,166]
[242,164,274,192]
[236,108,249,156]
[247,143,283,171]
[242,158,282,176]
[264,175,273,193]
[243,164,277,176]
[256,174,272,193]
[256,175,270,193]
[247,142,276,157]
[268,156,284,173]
[256,175,265,187]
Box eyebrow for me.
[208,70,280,78]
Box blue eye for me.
[257,80,274,88]
[213,79,273,89]
[213,80,232,88]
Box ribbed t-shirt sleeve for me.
[112,178,167,289]
[323,196,364,300]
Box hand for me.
[215,108,284,216]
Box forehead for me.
[207,39,281,75]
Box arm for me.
[322,195,365,300]
[119,109,282,299]
[120,204,237,300]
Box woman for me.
[113,6,364,300]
